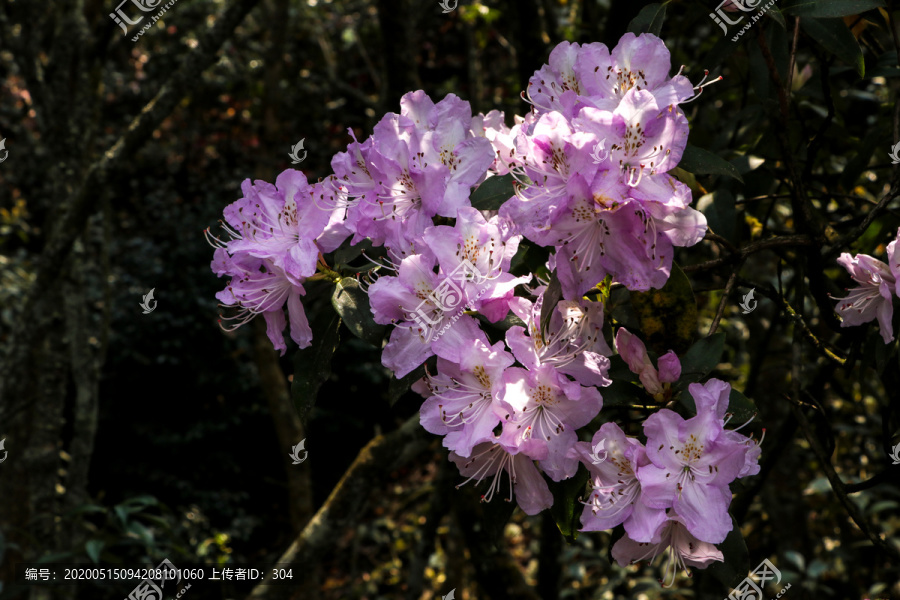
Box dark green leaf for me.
[332,277,386,346]
[121,495,158,509]
[126,521,154,545]
[781,0,885,18]
[767,6,787,28]
[540,272,563,344]
[291,311,341,427]
[482,491,518,545]
[727,388,759,423]
[868,51,900,79]
[547,466,590,543]
[387,360,430,407]
[701,190,737,244]
[707,514,751,590]
[510,241,551,279]
[629,264,698,356]
[608,286,641,331]
[475,311,527,332]
[607,354,638,383]
[85,540,104,563]
[800,18,864,77]
[678,145,744,182]
[600,379,647,407]
[675,333,726,393]
[470,174,516,210]
[627,3,667,36]
[333,239,372,268]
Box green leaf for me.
[767,6,787,28]
[678,146,744,182]
[599,379,647,407]
[700,190,738,244]
[781,0,885,18]
[482,490,518,545]
[726,388,759,423]
[707,514,751,590]
[332,278,386,347]
[547,466,590,543]
[470,174,516,210]
[675,333,726,393]
[114,505,130,526]
[291,311,341,427]
[629,264,698,356]
[475,311,526,332]
[868,51,900,79]
[800,18,864,77]
[126,521,154,545]
[540,272,563,344]
[85,540,104,563]
[121,495,158,509]
[510,241,550,279]
[627,3,667,36]
[387,360,431,407]
[333,239,372,267]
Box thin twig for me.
[708,260,743,336]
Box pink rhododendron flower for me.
[415,337,516,458]
[833,228,900,344]
[611,510,724,586]
[570,423,667,542]
[450,439,554,515]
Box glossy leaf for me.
[387,360,430,407]
[627,3,667,36]
[547,465,590,543]
[678,145,744,182]
[599,379,647,407]
[540,272,563,344]
[700,190,738,244]
[801,18,864,77]
[291,311,341,427]
[332,277,386,347]
[470,174,516,210]
[780,0,885,18]
[708,514,751,590]
[85,540,104,563]
[675,333,726,393]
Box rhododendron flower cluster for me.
[208,32,771,585]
